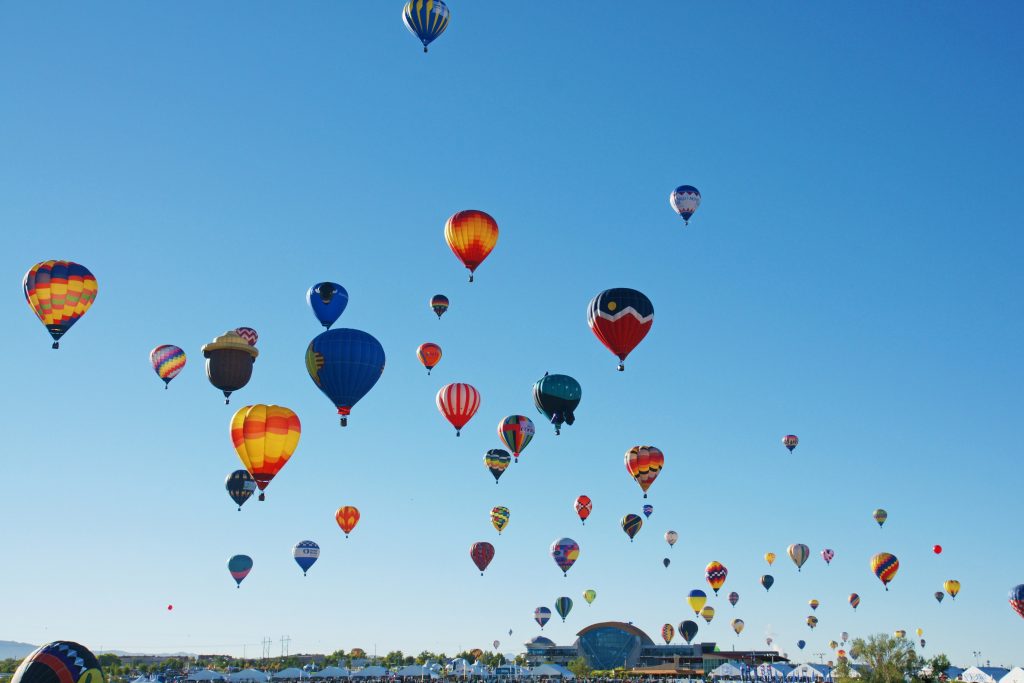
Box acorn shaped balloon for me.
[23,260,98,348]
[203,331,258,404]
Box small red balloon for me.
[167,605,174,610]
[933,545,942,554]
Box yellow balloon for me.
[687,591,707,615]
[700,605,715,623]
[764,552,776,566]
[944,579,961,599]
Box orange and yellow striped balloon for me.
[445,210,498,282]
[230,405,301,500]
[336,506,360,537]
[23,260,98,348]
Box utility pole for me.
[263,638,272,660]
[972,652,981,667]
[280,636,291,658]
[814,653,825,664]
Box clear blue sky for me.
[1,0,1022,668]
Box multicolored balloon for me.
[665,530,679,547]
[669,185,701,224]
[436,383,481,436]
[230,404,301,500]
[225,469,257,510]
[661,623,674,644]
[534,606,551,629]
[335,506,360,537]
[806,615,818,629]
[873,508,888,527]
[624,445,664,498]
[621,514,643,541]
[444,210,498,281]
[583,589,597,605]
[550,538,580,576]
[228,554,253,587]
[533,373,582,435]
[1009,585,1024,618]
[484,449,511,483]
[306,282,348,329]
[821,548,835,565]
[402,0,450,53]
[11,641,105,683]
[470,541,495,575]
[150,345,186,388]
[849,593,860,610]
[782,435,799,453]
[498,415,534,461]
[305,328,385,426]
[554,597,573,622]
[944,579,960,599]
[586,288,654,371]
[765,552,776,566]
[203,331,258,403]
[828,641,837,651]
[731,619,745,635]
[761,575,774,591]
[808,599,819,611]
[292,540,320,576]
[642,504,654,518]
[23,260,98,349]
[788,543,810,571]
[686,589,707,615]
[894,630,906,639]
[679,620,698,644]
[700,606,715,624]
[728,592,739,607]
[430,294,449,319]
[416,343,442,375]
[490,506,510,534]
[705,561,728,595]
[870,552,899,590]
[574,495,593,524]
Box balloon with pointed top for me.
[228,554,253,587]
[782,435,799,453]
[669,185,701,225]
[498,415,535,461]
[292,541,320,576]
[306,328,385,426]
[417,343,442,375]
[403,0,450,53]
[335,506,360,537]
[587,288,654,371]
[870,552,899,590]
[484,449,511,483]
[445,210,498,281]
[436,383,480,436]
[665,530,679,547]
[873,508,888,527]
[705,561,728,595]
[574,495,592,525]
[430,294,449,319]
[470,541,494,575]
[679,620,698,644]
[23,260,98,349]
[533,373,581,435]
[151,345,186,388]
[621,514,643,542]
[788,543,810,571]
[550,538,580,576]
[306,282,348,329]
[230,404,300,501]
[624,446,664,498]
[203,331,258,403]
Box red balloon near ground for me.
[933,545,942,554]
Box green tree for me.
[566,657,592,679]
[98,655,121,670]
[836,635,919,683]
[415,652,437,665]
[918,655,952,683]
[382,651,406,669]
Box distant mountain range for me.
[0,641,36,659]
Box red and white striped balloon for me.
[436,383,481,436]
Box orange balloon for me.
[336,506,361,537]
[230,405,301,501]
[445,210,499,282]
[416,342,443,375]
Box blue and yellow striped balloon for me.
[402,0,450,53]
[150,345,187,388]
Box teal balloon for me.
[554,597,573,622]
[533,372,582,435]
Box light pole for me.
[972,652,981,667]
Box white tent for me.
[1000,668,1024,683]
[228,670,270,683]
[528,664,574,679]
[312,667,350,679]
[711,663,744,679]
[394,665,437,679]
[350,667,389,678]
[274,669,308,680]
[963,668,1011,683]
[188,671,225,682]
[786,664,831,682]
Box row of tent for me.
[176,664,572,682]
[712,664,1023,683]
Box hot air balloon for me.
[203,331,258,403]
[430,294,449,319]
[293,541,320,576]
[643,504,654,518]
[445,210,498,281]
[761,575,775,591]
[306,328,385,426]
[934,591,944,604]
[484,449,511,483]
[809,599,819,611]
[235,327,258,346]
[225,469,257,510]
[731,619,744,635]
[1009,585,1024,618]
[534,607,551,629]
[493,641,500,650]
[550,538,580,576]
[23,261,98,349]
[621,514,643,541]
[11,641,105,683]
[838,650,847,659]
[828,641,837,650]
[624,446,664,498]
[490,506,510,534]
[821,549,835,565]
[661,624,674,644]
[849,593,860,610]
[586,288,654,371]
[705,561,728,595]
[920,639,926,648]
[498,415,534,461]
[583,589,597,605]
[330,505,360,538]
[402,0,450,53]
[782,435,799,453]
[679,620,698,644]
[916,628,923,637]
[728,592,739,607]
[765,552,776,566]
[307,282,349,329]
[437,383,481,436]
[788,544,810,571]
[933,544,942,554]
[470,650,483,660]
[797,640,805,650]
[230,404,301,501]
[228,554,253,587]
[533,373,581,435]
[944,580,960,599]
[700,606,715,624]
[417,343,442,375]
[870,552,899,590]
[687,590,707,615]
[669,185,701,224]
[150,345,186,388]
[663,558,671,568]
[806,616,818,629]
[766,638,773,648]
[574,495,592,524]
[665,531,679,547]
[470,542,495,575]
[894,630,906,639]
[873,509,888,527]
[554,597,573,622]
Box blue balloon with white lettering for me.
[307,282,349,329]
[293,540,321,576]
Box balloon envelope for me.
[731,619,744,635]
[728,592,739,607]
[765,552,776,565]
[12,641,105,683]
[782,434,799,452]
[873,508,888,527]
[306,329,385,425]
[705,561,728,595]
[444,209,498,280]
[761,575,775,591]
[621,514,643,541]
[484,449,511,483]
[402,0,451,52]
[550,538,580,575]
[230,404,301,500]
[669,185,701,223]
[335,506,360,536]
[788,543,810,571]
[586,288,654,370]
[661,624,674,644]
[417,343,442,374]
[574,495,593,524]
[225,469,257,510]
[430,294,449,319]
[203,331,258,402]
[470,541,495,574]
[849,593,861,609]
[665,530,679,547]
[23,261,98,348]
[534,606,551,628]
[679,620,698,644]
[292,540,320,575]
[624,445,664,497]
[1009,585,1024,618]
[436,383,481,436]
[686,589,707,615]
[870,552,900,589]
[533,373,581,434]
[700,606,715,623]
[150,345,186,387]
[498,415,535,460]
[228,554,253,586]
[490,506,510,534]
[554,597,573,622]
[944,579,960,598]
[583,589,597,605]
[307,282,349,329]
